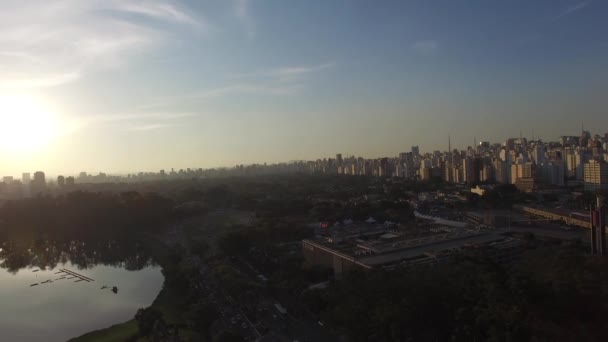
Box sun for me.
[0,94,59,153]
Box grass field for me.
[69,320,138,342]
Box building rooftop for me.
[358,232,508,266]
[307,221,522,269]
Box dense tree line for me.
[0,191,174,237]
[302,245,608,342]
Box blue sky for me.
[0,0,607,175]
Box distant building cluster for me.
[305,129,608,193]
[2,127,608,202]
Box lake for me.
[0,240,164,341]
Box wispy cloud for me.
[142,62,333,109]
[553,1,590,21]
[109,1,203,28]
[273,63,335,77]
[138,83,301,110]
[0,0,203,90]
[195,83,302,98]
[87,112,195,123]
[411,40,439,56]
[128,123,178,131]
[234,0,250,19]
[231,62,335,80]
[234,0,255,38]
[69,111,195,134]
[0,72,81,89]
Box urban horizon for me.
[3,124,606,185]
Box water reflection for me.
[0,236,156,273]
[0,235,163,342]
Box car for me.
[241,323,248,329]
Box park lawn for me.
[69,282,198,341]
[69,319,138,342]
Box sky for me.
[0,0,607,176]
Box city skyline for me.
[1,0,607,175]
[3,124,605,180]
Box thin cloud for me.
[141,62,331,109]
[553,1,590,20]
[412,40,439,56]
[234,0,250,19]
[87,112,195,124]
[109,1,203,28]
[0,0,202,90]
[128,123,178,131]
[139,84,301,110]
[69,111,194,134]
[195,84,301,98]
[274,63,335,77]
[231,62,335,79]
[0,72,80,89]
[234,0,255,38]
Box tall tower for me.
[448,134,452,164]
[582,122,584,135]
[448,134,451,153]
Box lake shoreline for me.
[69,231,192,341]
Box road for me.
[172,212,335,341]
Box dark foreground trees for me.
[303,245,608,342]
[0,191,174,238]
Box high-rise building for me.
[443,162,454,183]
[584,160,608,192]
[378,158,389,177]
[419,165,432,181]
[30,171,47,196]
[411,146,420,156]
[511,163,535,188]
[22,173,31,184]
[539,163,565,186]
[493,158,509,184]
[66,176,75,186]
[560,136,580,147]
[33,171,45,184]
[531,144,545,165]
[462,157,480,185]
[57,176,65,187]
[336,154,343,167]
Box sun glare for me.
[0,94,59,153]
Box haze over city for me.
[5,1,608,342]
[0,0,607,175]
